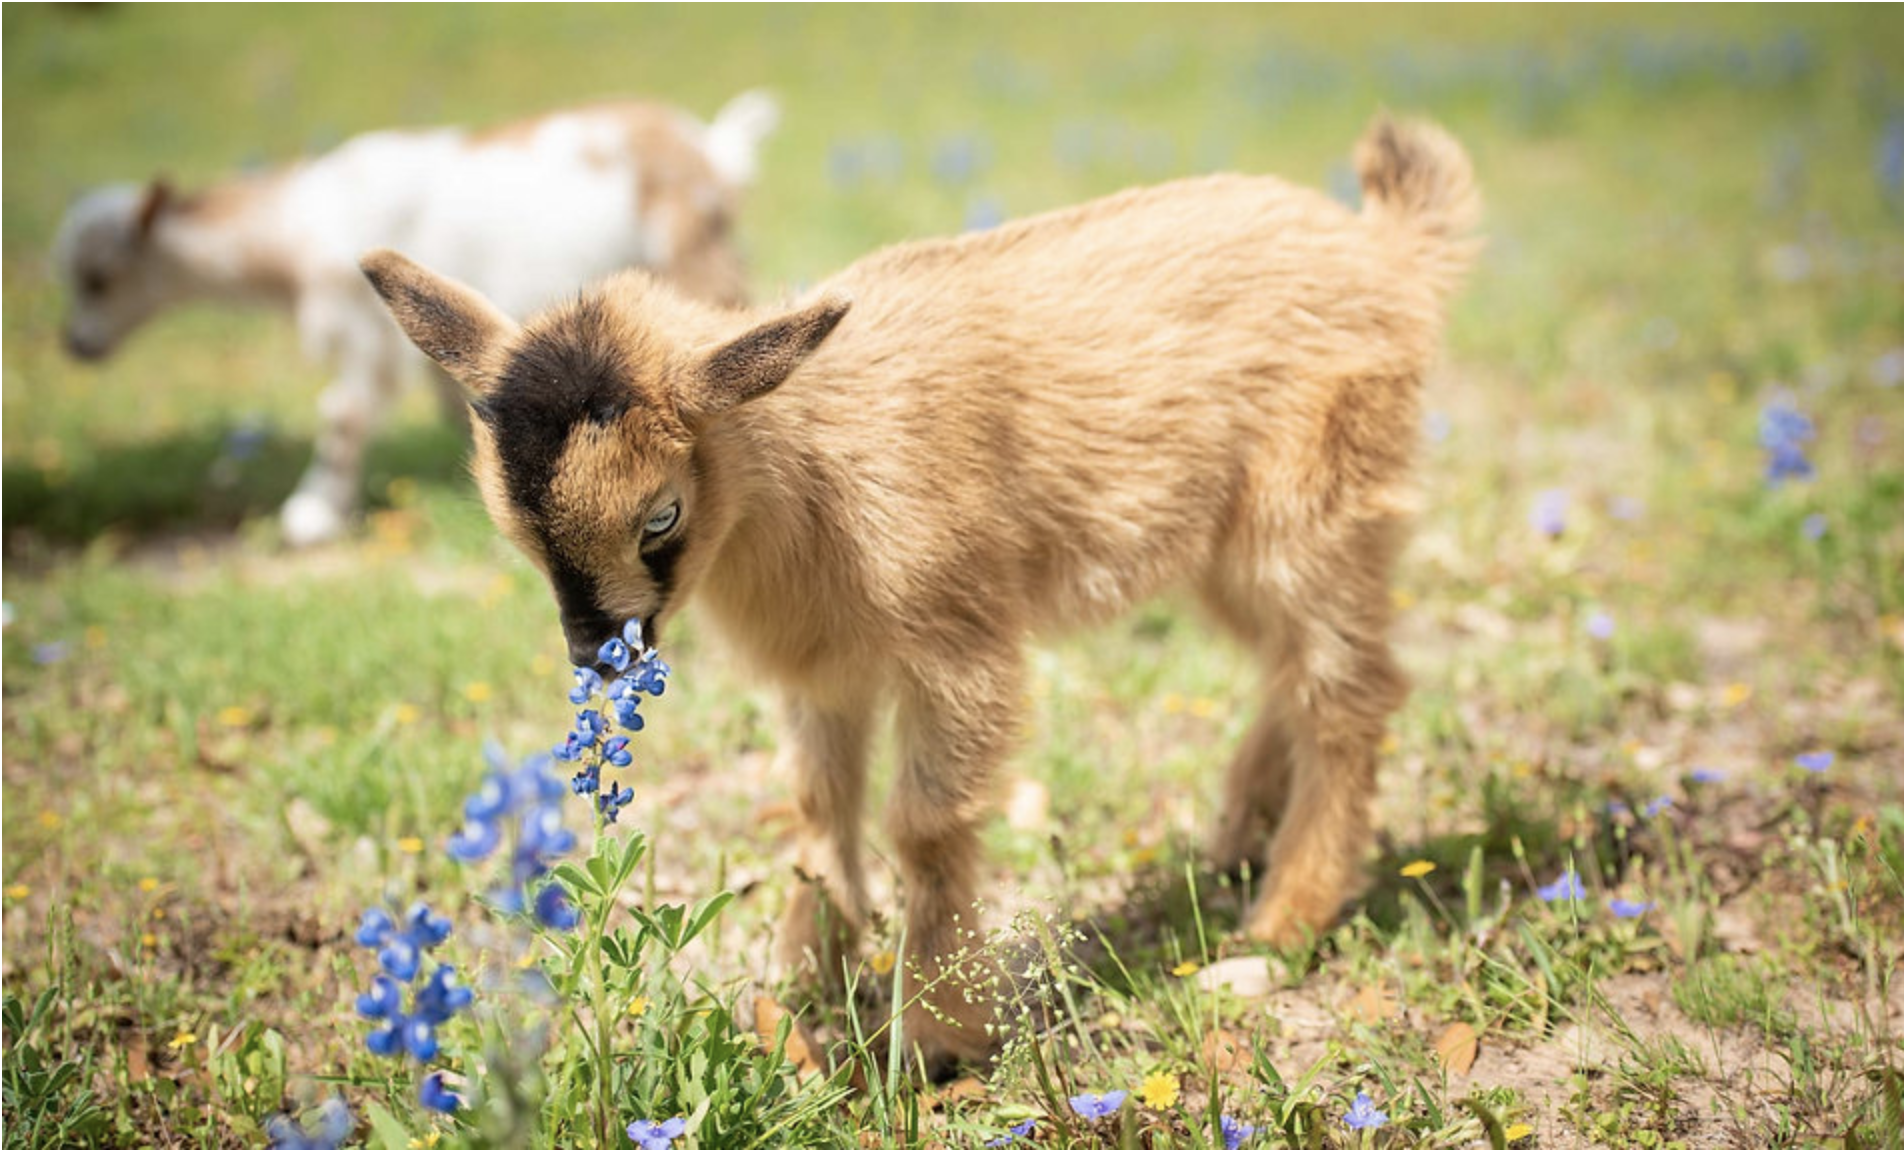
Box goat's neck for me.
[151,177,300,305]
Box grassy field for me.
[4,5,1903,1148]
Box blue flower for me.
[574,709,607,747]
[612,697,647,731]
[265,1098,352,1150]
[355,974,402,1019]
[402,1017,440,1061]
[1068,1091,1127,1120]
[1689,767,1727,784]
[1343,1091,1388,1130]
[623,618,646,649]
[597,781,634,823]
[418,1071,462,1114]
[1609,898,1654,919]
[1795,750,1834,773]
[598,637,633,673]
[1222,1114,1258,1148]
[1605,798,1631,817]
[365,1020,404,1057]
[1529,488,1569,538]
[628,1117,688,1149]
[1802,513,1828,541]
[570,666,604,704]
[1642,795,1674,818]
[986,1118,1036,1146]
[1759,400,1816,485]
[412,965,473,1024]
[602,735,633,768]
[447,817,503,862]
[534,883,580,931]
[1537,870,1585,903]
[356,902,451,982]
[354,907,395,948]
[31,641,68,665]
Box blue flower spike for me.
[1795,750,1835,773]
[628,1116,688,1150]
[598,636,633,673]
[1537,869,1586,903]
[1221,1115,1258,1149]
[986,1118,1037,1147]
[1343,1091,1389,1130]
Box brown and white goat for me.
[52,91,779,546]
[362,115,1480,1074]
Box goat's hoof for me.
[281,493,348,548]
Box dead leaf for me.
[283,799,333,862]
[1345,982,1399,1024]
[925,1076,987,1111]
[1433,1021,1478,1075]
[1201,1027,1245,1072]
[753,994,823,1078]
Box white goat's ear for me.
[359,249,518,396]
[691,294,850,415]
[135,179,172,240]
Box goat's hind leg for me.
[774,692,875,997]
[282,351,399,547]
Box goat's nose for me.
[63,327,108,361]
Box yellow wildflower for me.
[167,1031,196,1050]
[1400,860,1436,879]
[139,877,160,893]
[462,682,492,704]
[37,811,62,830]
[4,884,28,900]
[1505,1123,1534,1142]
[84,626,108,650]
[1390,588,1416,610]
[1188,697,1218,719]
[627,996,650,1019]
[1138,1071,1181,1109]
[1720,682,1752,708]
[394,703,421,725]
[869,950,897,976]
[217,705,252,728]
[397,837,424,855]
[1379,732,1401,755]
[141,932,157,948]
[1171,959,1200,977]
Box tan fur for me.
[363,115,1480,1075]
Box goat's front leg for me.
[885,653,1020,1078]
[774,692,874,995]
[281,350,399,547]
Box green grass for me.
[6,4,1904,1148]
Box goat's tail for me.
[703,89,781,188]
[1354,114,1482,294]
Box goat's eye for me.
[642,501,680,539]
[80,271,108,297]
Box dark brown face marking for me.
[478,297,634,529]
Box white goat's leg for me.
[282,352,398,547]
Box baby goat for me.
[52,91,779,546]
[362,115,1480,1074]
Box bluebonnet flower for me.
[1537,870,1585,902]
[354,905,472,1070]
[599,637,633,674]
[356,903,451,982]
[265,1098,352,1150]
[1795,750,1835,773]
[1802,513,1828,541]
[1689,766,1727,784]
[602,735,633,768]
[1529,488,1570,538]
[1759,399,1816,485]
[597,780,634,823]
[534,882,580,931]
[418,1071,462,1114]
[986,1118,1035,1147]
[628,1117,688,1149]
[570,666,603,705]
[1643,795,1674,818]
[1342,1091,1388,1130]
[1069,1091,1127,1120]
[1610,898,1654,919]
[1586,610,1616,641]
[1222,1114,1258,1148]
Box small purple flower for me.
[1605,798,1631,816]
[1801,513,1828,541]
[1760,399,1817,486]
[1538,870,1586,903]
[1689,766,1727,784]
[30,642,68,665]
[1586,610,1615,641]
[1610,898,1654,919]
[986,1118,1037,1147]
[1795,750,1835,773]
[418,1072,462,1114]
[1069,1091,1127,1120]
[533,882,579,931]
[1529,488,1569,539]
[1222,1114,1259,1148]
[1643,795,1674,818]
[1343,1091,1388,1130]
[628,1117,688,1150]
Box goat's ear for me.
[135,179,172,240]
[690,294,851,415]
[359,249,517,396]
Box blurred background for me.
[3,5,1901,1146]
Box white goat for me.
[52,90,780,546]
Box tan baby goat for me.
[361,115,1479,1074]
